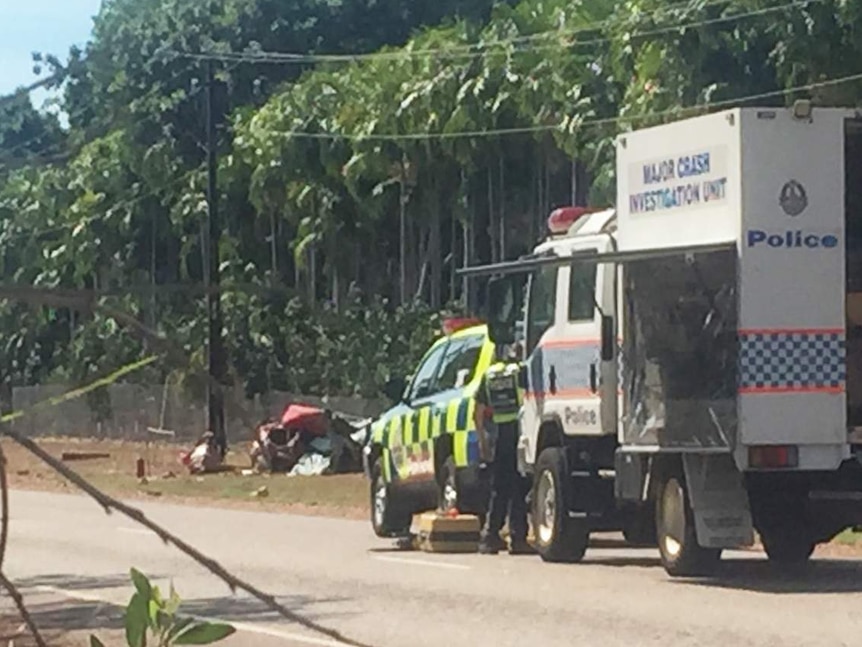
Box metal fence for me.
[9,384,387,442]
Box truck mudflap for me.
[683,453,755,549]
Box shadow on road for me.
[11,572,357,634]
[675,558,862,594]
[15,594,357,637]
[19,599,125,633]
[588,537,631,549]
[583,551,862,594]
[181,593,356,625]
[14,572,161,592]
[583,555,662,568]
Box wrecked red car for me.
[250,403,366,475]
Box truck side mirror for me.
[484,276,523,346]
[601,315,615,362]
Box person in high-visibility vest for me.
[473,342,532,555]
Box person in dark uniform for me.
[474,343,533,555]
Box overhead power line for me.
[0,0,818,168]
[255,70,862,142]
[171,0,821,66]
[0,60,203,171]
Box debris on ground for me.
[252,485,269,498]
[179,431,224,474]
[249,403,370,476]
[61,451,111,461]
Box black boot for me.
[508,539,535,555]
[478,532,506,554]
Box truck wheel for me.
[760,530,815,565]
[532,447,589,563]
[370,458,411,538]
[656,474,721,577]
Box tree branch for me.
[1,427,372,647]
[0,443,8,570]
[0,571,47,647]
[0,442,45,647]
[0,281,372,646]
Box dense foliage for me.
[1,0,861,403]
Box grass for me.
[1,437,370,519]
[833,527,862,545]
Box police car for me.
[363,319,496,537]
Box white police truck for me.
[461,103,862,577]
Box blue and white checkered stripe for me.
[738,329,846,393]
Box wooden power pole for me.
[204,60,227,455]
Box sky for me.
[0,0,102,105]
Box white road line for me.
[35,585,354,647]
[371,555,471,570]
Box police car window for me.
[527,266,558,353]
[568,258,597,322]
[407,342,448,401]
[435,334,485,392]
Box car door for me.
[410,331,490,474]
[429,330,492,469]
[388,339,450,481]
[397,329,493,479]
[521,235,615,463]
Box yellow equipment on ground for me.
[415,511,481,553]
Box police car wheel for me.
[532,447,588,563]
[370,458,411,538]
[656,474,721,577]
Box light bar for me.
[442,317,483,335]
[547,206,603,235]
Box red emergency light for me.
[547,206,603,235]
[442,317,483,335]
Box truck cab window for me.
[568,260,598,322]
[526,266,558,353]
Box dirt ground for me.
[1,436,369,520]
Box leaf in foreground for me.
[125,590,149,647]
[174,621,237,644]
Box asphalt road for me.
[5,489,862,647]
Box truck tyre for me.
[532,447,589,563]
[760,529,815,565]
[370,458,411,538]
[656,474,721,577]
